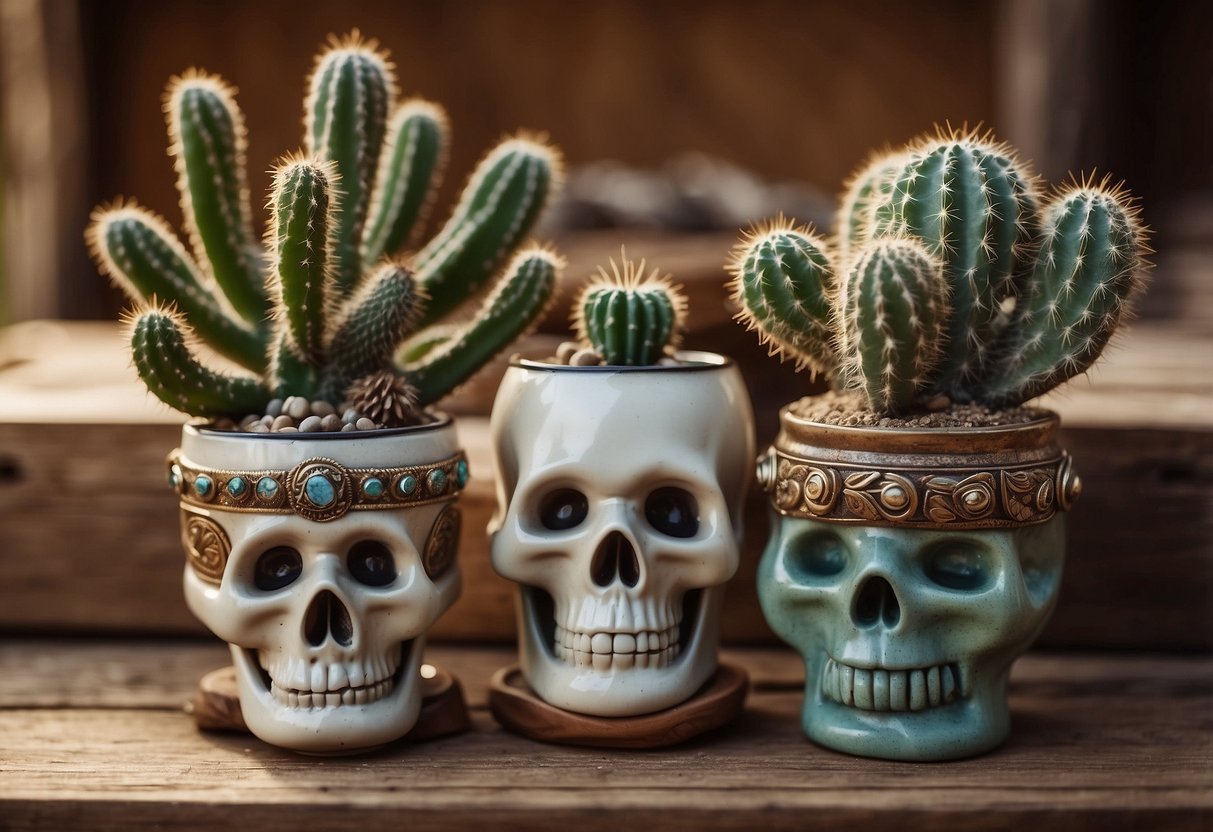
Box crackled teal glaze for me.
[758,514,1065,761]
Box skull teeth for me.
[257,649,402,707]
[822,658,964,712]
[553,623,681,670]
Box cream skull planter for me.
[756,404,1081,760]
[489,352,754,718]
[170,419,466,754]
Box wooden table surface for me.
[1,640,1209,830]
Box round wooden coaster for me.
[488,663,749,749]
[190,663,469,745]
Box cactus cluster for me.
[573,252,687,366]
[730,127,1149,416]
[88,32,563,422]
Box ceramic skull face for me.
[759,516,1065,760]
[173,422,465,754]
[490,355,754,717]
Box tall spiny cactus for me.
[729,127,1149,416]
[573,252,687,366]
[727,218,836,379]
[840,238,948,415]
[87,30,563,422]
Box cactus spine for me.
[574,252,686,366]
[728,219,836,378]
[730,127,1149,416]
[88,30,563,422]
[841,238,948,415]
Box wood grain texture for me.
[0,641,1209,830]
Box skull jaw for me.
[229,637,426,755]
[801,657,1012,761]
[516,585,724,717]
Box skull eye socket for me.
[347,540,397,587]
[924,540,990,591]
[254,546,302,591]
[786,531,847,581]
[538,488,589,531]
[645,487,699,538]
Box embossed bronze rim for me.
[758,400,1081,530]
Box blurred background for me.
[0,0,1209,327]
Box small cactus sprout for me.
[728,218,836,379]
[87,31,564,425]
[574,250,687,366]
[978,178,1148,405]
[730,127,1149,416]
[840,238,948,415]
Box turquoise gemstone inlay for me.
[305,474,336,507]
[456,460,469,488]
[397,475,418,496]
[168,464,182,489]
[193,475,213,498]
[362,477,385,498]
[427,468,447,495]
[227,476,247,498]
[256,476,279,501]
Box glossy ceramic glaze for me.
[173,419,464,754]
[756,403,1077,761]
[489,352,755,717]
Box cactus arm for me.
[728,221,837,379]
[406,247,562,406]
[414,136,560,327]
[86,204,266,371]
[837,152,904,262]
[128,306,270,417]
[166,72,268,325]
[322,263,423,398]
[305,34,394,296]
[841,238,949,415]
[268,327,320,400]
[269,159,335,366]
[881,132,1039,396]
[978,184,1147,406]
[361,100,448,267]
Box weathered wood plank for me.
[0,643,1209,830]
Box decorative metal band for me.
[167,450,470,523]
[757,447,1081,530]
[423,504,461,580]
[181,509,231,585]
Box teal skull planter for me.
[756,405,1080,760]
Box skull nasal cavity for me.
[591,531,641,588]
[304,590,354,647]
[852,576,901,629]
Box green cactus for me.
[840,238,948,415]
[728,219,836,379]
[730,127,1149,416]
[978,181,1147,405]
[573,252,686,366]
[88,31,563,423]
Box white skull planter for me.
[489,352,754,717]
[756,406,1081,760]
[170,419,466,754]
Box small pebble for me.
[248,422,270,433]
[213,417,236,431]
[924,394,952,412]
[570,348,603,366]
[321,414,343,432]
[342,408,361,425]
[239,415,260,430]
[261,414,275,427]
[298,415,323,433]
[277,426,299,433]
[265,399,284,418]
[285,397,311,420]
[555,341,579,364]
[341,422,357,432]
[355,417,377,431]
[310,400,336,419]
[271,415,296,431]
[657,356,680,366]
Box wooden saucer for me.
[190,663,469,745]
[488,663,748,749]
